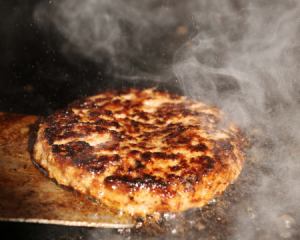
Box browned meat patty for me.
[32,88,247,216]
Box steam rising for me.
[34,0,183,75]
[34,0,300,239]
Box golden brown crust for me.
[33,88,246,216]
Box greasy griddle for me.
[0,112,134,228]
[1,112,298,240]
[0,112,254,239]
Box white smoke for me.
[173,1,300,239]
[34,0,182,75]
[34,0,300,239]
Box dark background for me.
[0,0,112,115]
[0,0,191,116]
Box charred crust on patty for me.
[32,88,247,216]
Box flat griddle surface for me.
[0,112,134,228]
[1,112,299,240]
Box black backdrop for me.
[0,0,189,116]
[0,0,112,115]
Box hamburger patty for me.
[32,88,246,216]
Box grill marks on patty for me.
[44,89,239,194]
[34,88,246,215]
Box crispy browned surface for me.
[0,113,134,227]
[33,88,247,216]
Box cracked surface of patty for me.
[33,88,247,216]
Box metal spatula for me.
[0,113,134,228]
